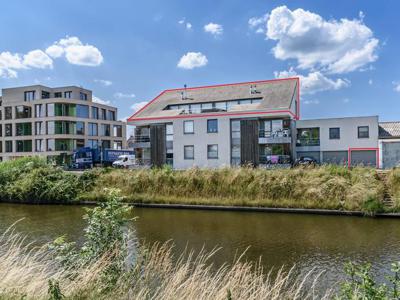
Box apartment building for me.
[0,85,126,163]
[128,78,299,168]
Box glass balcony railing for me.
[133,135,150,143]
[296,138,320,146]
[259,129,291,138]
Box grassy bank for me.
[0,157,395,213]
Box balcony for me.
[259,129,291,144]
[132,134,150,148]
[296,138,320,147]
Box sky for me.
[1,0,400,132]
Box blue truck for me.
[72,147,135,169]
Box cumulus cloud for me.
[131,101,149,113]
[204,23,223,36]
[23,50,53,69]
[248,14,269,34]
[114,92,136,99]
[177,52,208,69]
[46,36,103,66]
[274,67,350,95]
[179,18,192,30]
[92,95,111,105]
[266,6,379,74]
[94,79,113,86]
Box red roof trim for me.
[128,77,300,122]
[348,147,379,169]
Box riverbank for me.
[1,157,400,215]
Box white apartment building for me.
[0,85,126,163]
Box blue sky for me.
[1,0,399,125]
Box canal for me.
[1,203,399,290]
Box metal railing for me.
[296,138,320,146]
[259,129,291,138]
[133,135,150,143]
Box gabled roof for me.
[379,122,400,139]
[128,78,299,122]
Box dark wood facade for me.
[240,119,259,166]
[150,124,166,167]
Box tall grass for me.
[388,168,400,208]
[83,165,384,212]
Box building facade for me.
[379,122,400,169]
[0,85,126,163]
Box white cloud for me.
[368,79,373,85]
[92,95,110,105]
[248,14,269,34]
[0,52,25,78]
[179,18,192,30]
[303,99,320,105]
[45,45,64,58]
[177,52,208,69]
[393,82,400,93]
[266,6,379,74]
[114,92,136,99]
[204,23,223,36]
[186,23,192,30]
[274,67,350,95]
[178,19,185,25]
[94,79,113,86]
[130,101,148,112]
[23,50,53,69]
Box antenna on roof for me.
[181,84,188,100]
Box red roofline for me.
[128,77,300,122]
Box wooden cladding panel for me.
[240,120,259,166]
[150,124,166,167]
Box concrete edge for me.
[80,201,400,218]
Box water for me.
[1,203,400,290]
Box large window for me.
[4,107,12,120]
[76,105,89,118]
[80,92,87,101]
[41,91,50,99]
[113,141,122,150]
[108,110,116,121]
[16,123,32,136]
[35,104,45,117]
[101,124,110,136]
[184,145,194,160]
[47,139,74,151]
[183,120,194,134]
[35,122,45,135]
[15,106,32,118]
[207,144,218,159]
[76,122,85,135]
[113,125,122,137]
[231,120,241,165]
[358,126,369,138]
[101,108,107,120]
[296,128,320,146]
[329,128,340,139]
[102,140,111,149]
[5,124,12,137]
[35,139,45,152]
[87,139,99,149]
[5,141,12,153]
[64,91,72,99]
[16,140,32,152]
[88,123,98,136]
[91,107,99,119]
[207,119,218,133]
[54,92,62,98]
[24,91,35,102]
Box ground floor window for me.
[5,141,12,153]
[16,140,32,152]
[207,144,218,159]
[259,144,291,164]
[113,141,122,150]
[184,145,194,160]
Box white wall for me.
[173,116,231,169]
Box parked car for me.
[112,155,136,169]
[293,156,318,166]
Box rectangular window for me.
[101,108,107,120]
[87,139,99,149]
[5,124,12,137]
[35,104,45,117]
[47,139,55,151]
[76,105,89,118]
[35,139,44,152]
[91,107,99,119]
[102,140,111,149]
[5,107,12,120]
[24,91,35,102]
[329,127,340,139]
[207,119,218,133]
[35,122,44,135]
[207,144,218,159]
[76,121,85,135]
[183,120,194,134]
[15,106,32,119]
[101,124,110,136]
[16,140,32,152]
[76,139,85,149]
[46,103,54,117]
[358,126,369,138]
[5,141,12,153]
[41,91,50,99]
[16,123,32,136]
[88,123,98,136]
[108,111,116,121]
[113,125,122,137]
[80,92,87,101]
[54,92,62,98]
[64,91,72,98]
[113,141,122,150]
[184,145,194,160]
[0,124,2,137]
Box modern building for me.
[379,122,400,169]
[0,85,126,163]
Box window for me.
[5,141,12,153]
[16,123,32,136]
[24,91,35,102]
[47,139,55,151]
[101,108,107,120]
[184,120,194,134]
[184,145,194,160]
[47,103,55,117]
[207,144,218,159]
[35,139,44,152]
[47,121,55,135]
[88,123,98,136]
[5,124,12,137]
[76,121,85,135]
[41,91,50,99]
[5,107,12,119]
[113,125,122,137]
[101,124,110,136]
[91,107,99,119]
[113,141,122,150]
[15,106,32,118]
[102,140,111,149]
[80,92,87,101]
[296,128,320,146]
[108,111,116,121]
[76,105,89,118]
[35,122,45,135]
[87,139,99,149]
[54,92,62,98]
[0,124,2,137]
[231,120,241,165]
[358,126,369,138]
[35,104,45,117]
[76,139,85,149]
[16,140,32,152]
[329,128,340,139]
[64,91,72,98]
[207,119,218,133]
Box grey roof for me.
[379,122,400,138]
[129,78,298,120]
